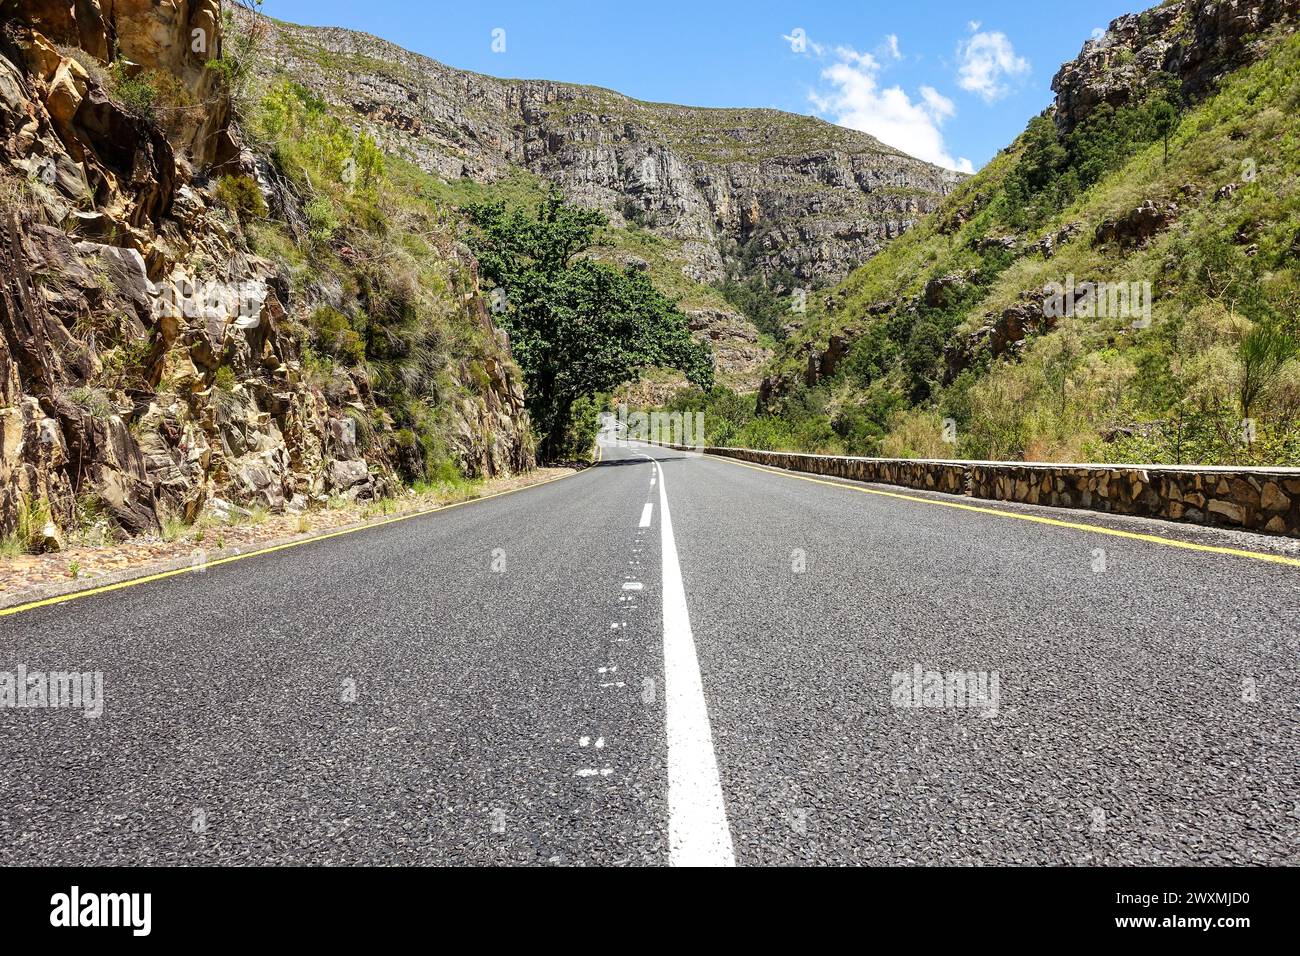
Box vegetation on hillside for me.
[243,80,511,483]
[666,27,1300,467]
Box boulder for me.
[328,458,370,492]
[1094,200,1179,247]
[37,520,63,553]
[923,272,971,309]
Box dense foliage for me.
[467,194,713,459]
[1000,73,1184,230]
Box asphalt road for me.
[1,422,1297,866]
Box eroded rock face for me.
[1051,0,1300,134]
[248,16,964,291]
[234,13,965,395]
[0,9,533,543]
[684,308,770,393]
[943,296,1057,384]
[8,0,231,169]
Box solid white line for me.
[642,452,735,867]
[639,503,654,527]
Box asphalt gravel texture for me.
[1,434,1296,865]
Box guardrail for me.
[656,444,1300,539]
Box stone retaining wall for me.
[661,445,1300,538]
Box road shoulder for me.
[0,467,578,614]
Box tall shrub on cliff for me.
[467,194,713,459]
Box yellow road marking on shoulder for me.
[710,454,1300,569]
[0,470,581,619]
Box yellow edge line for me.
[708,453,1300,569]
[0,469,582,619]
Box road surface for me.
[2,422,1297,865]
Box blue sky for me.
[257,0,1146,172]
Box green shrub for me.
[716,269,801,341]
[998,73,1184,230]
[65,386,114,418]
[214,175,268,224]
[557,394,602,462]
[108,61,194,127]
[309,306,366,365]
[305,197,339,242]
[1,493,55,556]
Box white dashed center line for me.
[639,503,654,527]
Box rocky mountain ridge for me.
[252,14,964,288]
[1052,0,1299,132]
[242,11,964,392]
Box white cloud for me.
[834,44,878,70]
[810,45,974,173]
[919,85,956,120]
[881,34,902,61]
[956,27,1030,102]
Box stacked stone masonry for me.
[664,446,1300,538]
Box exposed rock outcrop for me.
[944,294,1057,383]
[1052,0,1300,133]
[247,15,964,290]
[684,307,769,393]
[0,5,532,544]
[1093,199,1180,247]
[6,0,232,169]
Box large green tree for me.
[467,194,713,459]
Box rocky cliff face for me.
[252,17,964,289]
[1052,0,1300,132]
[1,1,531,546]
[9,0,232,169]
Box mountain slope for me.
[243,12,964,391]
[253,15,963,285]
[734,0,1300,467]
